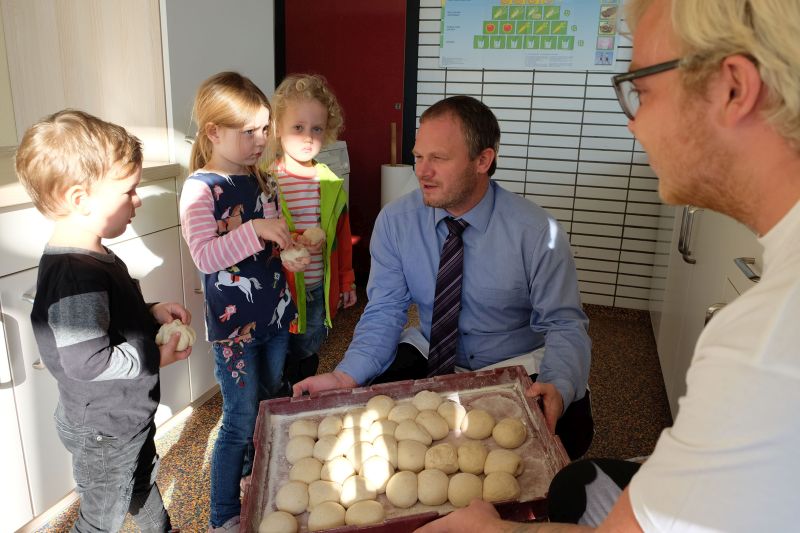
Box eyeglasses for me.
[612,59,681,120]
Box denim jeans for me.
[54,403,171,533]
[289,284,328,358]
[210,329,289,527]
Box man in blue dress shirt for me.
[293,95,592,458]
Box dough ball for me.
[424,443,459,474]
[155,319,196,351]
[448,472,483,508]
[307,501,345,532]
[412,390,443,411]
[437,400,467,431]
[258,510,298,533]
[340,475,376,508]
[460,409,496,439]
[492,418,527,449]
[366,394,395,419]
[388,403,419,423]
[302,226,326,246]
[483,471,521,503]
[397,439,428,473]
[313,435,339,462]
[372,435,398,468]
[289,457,322,484]
[385,471,418,508]
[415,410,450,441]
[457,441,488,475]
[394,419,432,445]
[321,456,356,484]
[308,480,342,509]
[345,441,376,471]
[280,246,310,263]
[484,449,524,476]
[275,481,309,515]
[417,469,449,506]
[345,499,385,526]
[332,428,370,456]
[359,455,395,493]
[368,419,398,442]
[318,415,343,438]
[288,419,318,439]
[342,408,379,429]
[285,436,316,464]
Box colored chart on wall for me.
[439,0,621,70]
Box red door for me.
[283,1,407,276]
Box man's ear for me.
[475,147,496,174]
[205,122,221,144]
[717,54,762,127]
[64,184,91,216]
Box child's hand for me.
[158,331,192,367]
[283,253,311,273]
[253,218,291,249]
[341,289,357,308]
[151,302,191,325]
[298,230,325,254]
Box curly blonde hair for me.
[626,0,800,149]
[267,74,344,166]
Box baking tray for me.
[241,365,569,532]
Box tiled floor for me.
[36,295,672,531]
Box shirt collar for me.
[434,180,494,234]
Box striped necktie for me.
[427,217,469,377]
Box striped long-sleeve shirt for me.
[276,167,324,288]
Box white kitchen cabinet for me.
[0,7,16,147]
[651,207,762,416]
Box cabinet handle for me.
[734,257,761,283]
[705,303,726,325]
[22,288,36,304]
[32,359,46,370]
[679,205,700,264]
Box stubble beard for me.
[422,164,480,211]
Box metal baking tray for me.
[241,365,569,532]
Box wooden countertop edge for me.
[0,162,182,210]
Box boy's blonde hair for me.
[625,0,800,149]
[268,74,344,166]
[190,71,275,195]
[15,109,142,219]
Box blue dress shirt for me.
[336,181,591,407]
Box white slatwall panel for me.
[416,1,660,310]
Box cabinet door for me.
[0,287,33,530]
[0,267,74,516]
[109,227,191,426]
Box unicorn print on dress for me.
[215,266,262,303]
[269,288,292,328]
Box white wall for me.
[417,1,660,310]
[160,0,275,170]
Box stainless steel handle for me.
[194,288,203,295]
[22,288,36,304]
[734,257,761,283]
[32,359,46,370]
[705,303,726,325]
[680,206,700,264]
[678,206,689,255]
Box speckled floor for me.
[36,293,671,532]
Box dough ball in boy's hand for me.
[280,245,311,263]
[155,319,196,351]
[300,226,325,246]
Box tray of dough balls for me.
[241,365,569,533]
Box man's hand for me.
[151,302,191,326]
[158,331,192,367]
[526,381,564,433]
[341,289,357,308]
[292,371,357,397]
[414,499,505,533]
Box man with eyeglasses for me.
[416,0,800,532]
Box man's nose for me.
[415,159,429,177]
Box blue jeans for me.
[54,403,171,533]
[289,284,328,358]
[210,329,289,527]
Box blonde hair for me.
[15,109,142,219]
[190,71,275,195]
[268,74,344,166]
[626,0,800,147]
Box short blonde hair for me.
[268,74,344,165]
[626,0,800,147]
[15,109,142,219]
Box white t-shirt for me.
[630,199,800,532]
